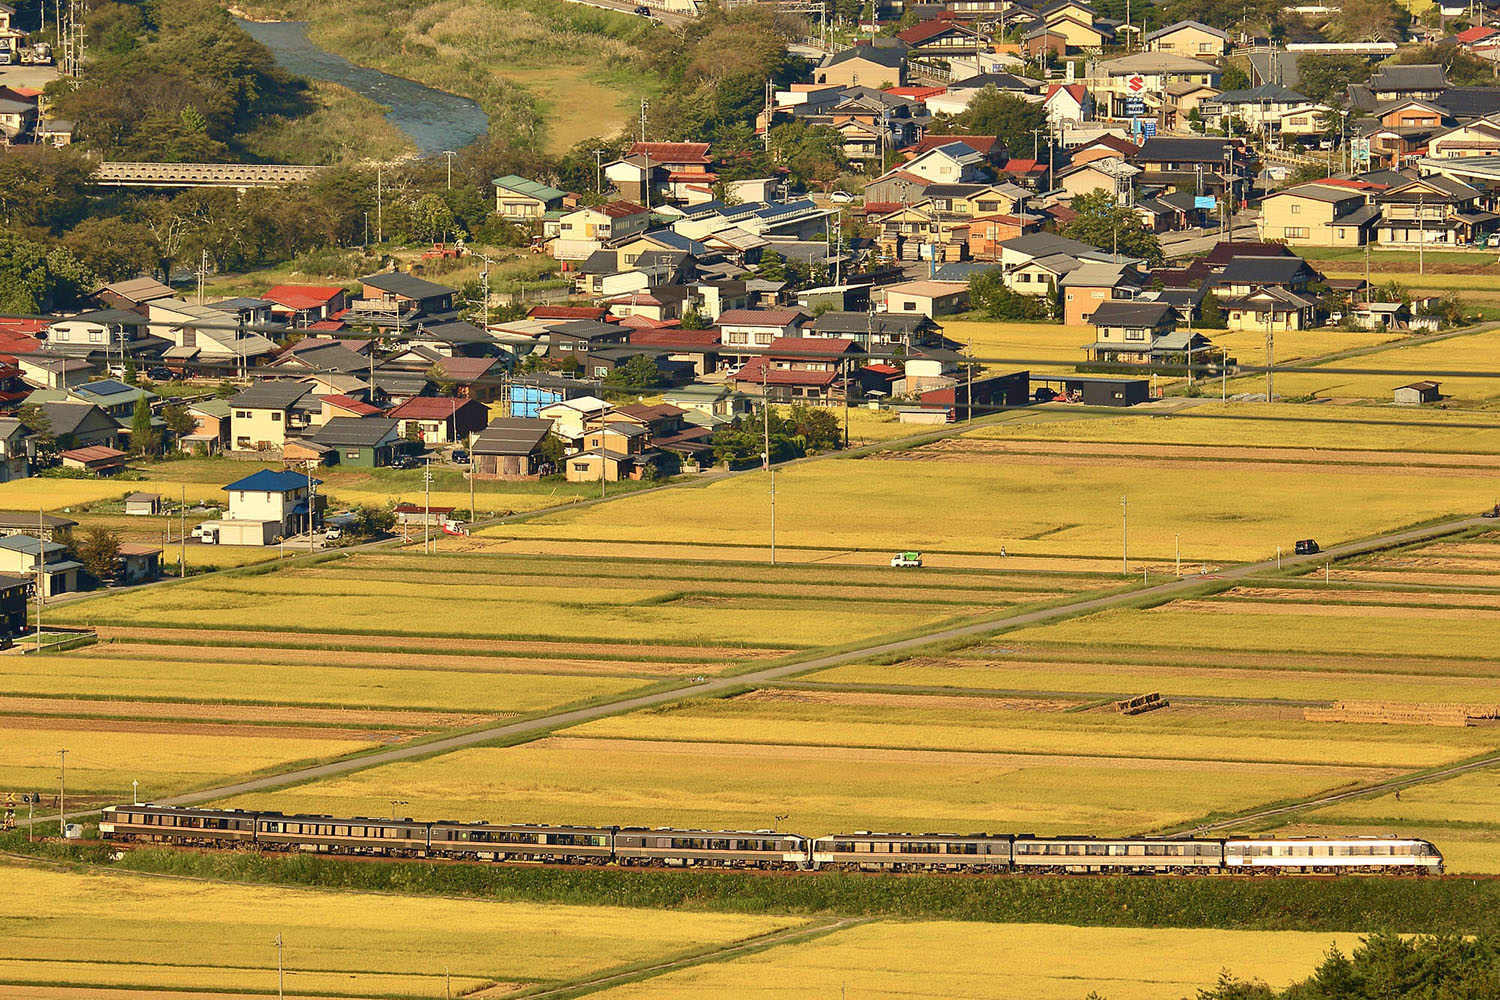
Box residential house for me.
[537,395,613,453]
[1215,255,1321,297]
[1059,261,1144,325]
[263,285,348,327]
[1133,136,1251,199]
[348,273,457,326]
[626,327,722,376]
[925,73,1039,116]
[59,445,128,475]
[471,417,555,479]
[92,277,176,312]
[1144,20,1228,59]
[814,43,907,88]
[146,300,279,373]
[627,142,715,203]
[556,202,651,248]
[1200,83,1326,137]
[717,307,810,366]
[1056,158,1140,202]
[662,383,752,427]
[1350,64,1449,112]
[548,320,632,365]
[0,417,26,482]
[66,379,155,425]
[45,309,148,356]
[492,174,567,220]
[733,338,863,403]
[227,381,316,453]
[0,572,29,636]
[34,401,121,450]
[1258,179,1383,246]
[116,543,161,584]
[386,396,489,446]
[1044,83,1094,129]
[1085,300,1180,363]
[606,402,713,461]
[897,17,990,56]
[209,469,324,546]
[1394,380,1442,405]
[807,311,941,350]
[0,512,77,542]
[881,280,971,317]
[17,354,92,390]
[0,535,80,597]
[310,417,401,467]
[1375,173,1495,247]
[180,398,230,454]
[1429,116,1500,159]
[902,141,990,184]
[1223,286,1321,332]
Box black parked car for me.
[1294,539,1320,555]
[634,4,650,13]
[147,367,174,381]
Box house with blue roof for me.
[205,468,325,546]
[0,534,82,597]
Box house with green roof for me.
[492,174,567,221]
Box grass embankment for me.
[241,80,417,163]
[13,836,1500,935]
[236,0,658,152]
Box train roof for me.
[616,827,800,836]
[105,804,257,819]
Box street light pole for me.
[1120,495,1128,576]
[275,933,284,1000]
[442,150,457,190]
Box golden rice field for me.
[570,695,1493,770]
[221,732,1394,838]
[1225,324,1500,404]
[1003,601,1500,661]
[969,401,1500,454]
[0,864,798,996]
[1211,326,1401,365]
[480,446,1494,562]
[943,319,1094,375]
[0,725,373,800]
[587,920,1363,1000]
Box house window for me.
[1124,328,1146,341]
[89,329,104,343]
[1198,42,1212,52]
[1289,203,1300,214]
[903,301,917,310]
[346,451,360,460]
[557,342,572,351]
[271,412,282,422]
[593,366,608,378]
[1283,227,1308,239]
[561,223,573,231]
[1337,229,1346,239]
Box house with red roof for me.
[528,305,608,322]
[263,285,348,326]
[717,307,810,366]
[731,337,864,404]
[896,16,987,55]
[386,395,490,445]
[627,326,722,375]
[554,202,652,263]
[1043,83,1094,127]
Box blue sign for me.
[1194,195,1216,210]
[1140,120,1157,137]
[1124,97,1145,117]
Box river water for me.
[237,19,489,157]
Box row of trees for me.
[711,404,843,465]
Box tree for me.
[1063,190,1164,266]
[1220,64,1252,92]
[161,402,196,443]
[1195,970,1274,1000]
[123,360,138,386]
[757,249,787,282]
[604,353,665,391]
[215,379,238,399]
[130,395,161,456]
[680,304,709,330]
[1297,54,1374,105]
[1198,291,1228,329]
[956,88,1047,160]
[1327,0,1404,42]
[785,402,841,450]
[413,192,456,243]
[347,502,397,539]
[18,402,57,466]
[77,527,122,583]
[1396,43,1496,86]
[0,234,97,313]
[970,268,1051,321]
[424,362,456,396]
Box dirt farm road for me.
[108,514,1487,817]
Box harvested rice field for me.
[0,863,798,998]
[221,732,1394,838]
[479,437,1495,563]
[586,920,1363,1000]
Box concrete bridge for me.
[93,161,326,190]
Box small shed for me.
[60,445,128,475]
[393,503,457,526]
[117,543,162,584]
[1394,381,1441,406]
[123,492,162,516]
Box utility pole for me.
[1175,533,1181,578]
[423,459,433,555]
[468,435,476,526]
[57,748,67,836]
[275,933,284,1000]
[1265,312,1274,403]
[304,460,317,554]
[769,467,777,566]
[377,167,384,244]
[1418,190,1426,276]
[179,485,186,579]
[639,98,649,143]
[196,250,208,305]
[34,506,43,652]
[762,364,771,471]
[1120,495,1128,576]
[967,337,974,422]
[441,150,457,190]
[592,149,605,194]
[842,357,849,448]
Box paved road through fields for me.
[129,514,1486,812]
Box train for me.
[98,804,1444,875]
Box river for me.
[236,19,489,157]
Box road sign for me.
[1126,73,1146,93]
[1140,120,1157,137]
[1124,97,1145,117]
[1194,195,1216,210]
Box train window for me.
[1085,844,1107,856]
[832,841,853,852]
[1146,845,1167,856]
